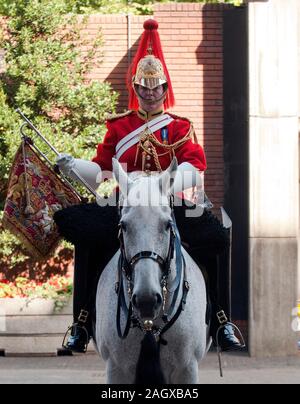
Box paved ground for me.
[0,351,300,384]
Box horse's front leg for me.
[106,360,135,384]
[169,360,199,384]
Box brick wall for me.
[81,3,225,210]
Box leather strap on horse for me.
[161,214,185,322]
[116,254,133,339]
[158,217,190,343]
[159,271,189,344]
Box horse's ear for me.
[112,158,133,196]
[159,157,178,195]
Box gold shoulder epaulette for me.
[169,113,198,144]
[106,110,133,121]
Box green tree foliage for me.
[0,1,244,17]
[64,0,244,15]
[0,0,118,277]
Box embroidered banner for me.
[2,143,81,259]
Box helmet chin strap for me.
[133,85,167,106]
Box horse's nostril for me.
[132,294,137,308]
[132,293,163,319]
[155,293,162,307]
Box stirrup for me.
[215,322,246,378]
[62,323,89,353]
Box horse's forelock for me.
[124,172,169,208]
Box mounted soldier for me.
[54,19,243,354]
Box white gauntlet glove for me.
[56,154,102,191]
[172,162,209,216]
[173,162,203,194]
[56,153,76,177]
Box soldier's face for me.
[136,85,165,112]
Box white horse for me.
[95,158,209,384]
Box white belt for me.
[115,114,174,160]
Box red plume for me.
[127,19,175,111]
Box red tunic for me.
[92,110,206,173]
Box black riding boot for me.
[203,252,244,352]
[63,245,96,353]
[64,318,90,353]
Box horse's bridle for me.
[118,217,176,284]
[115,194,190,342]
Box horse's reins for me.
[115,195,189,344]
